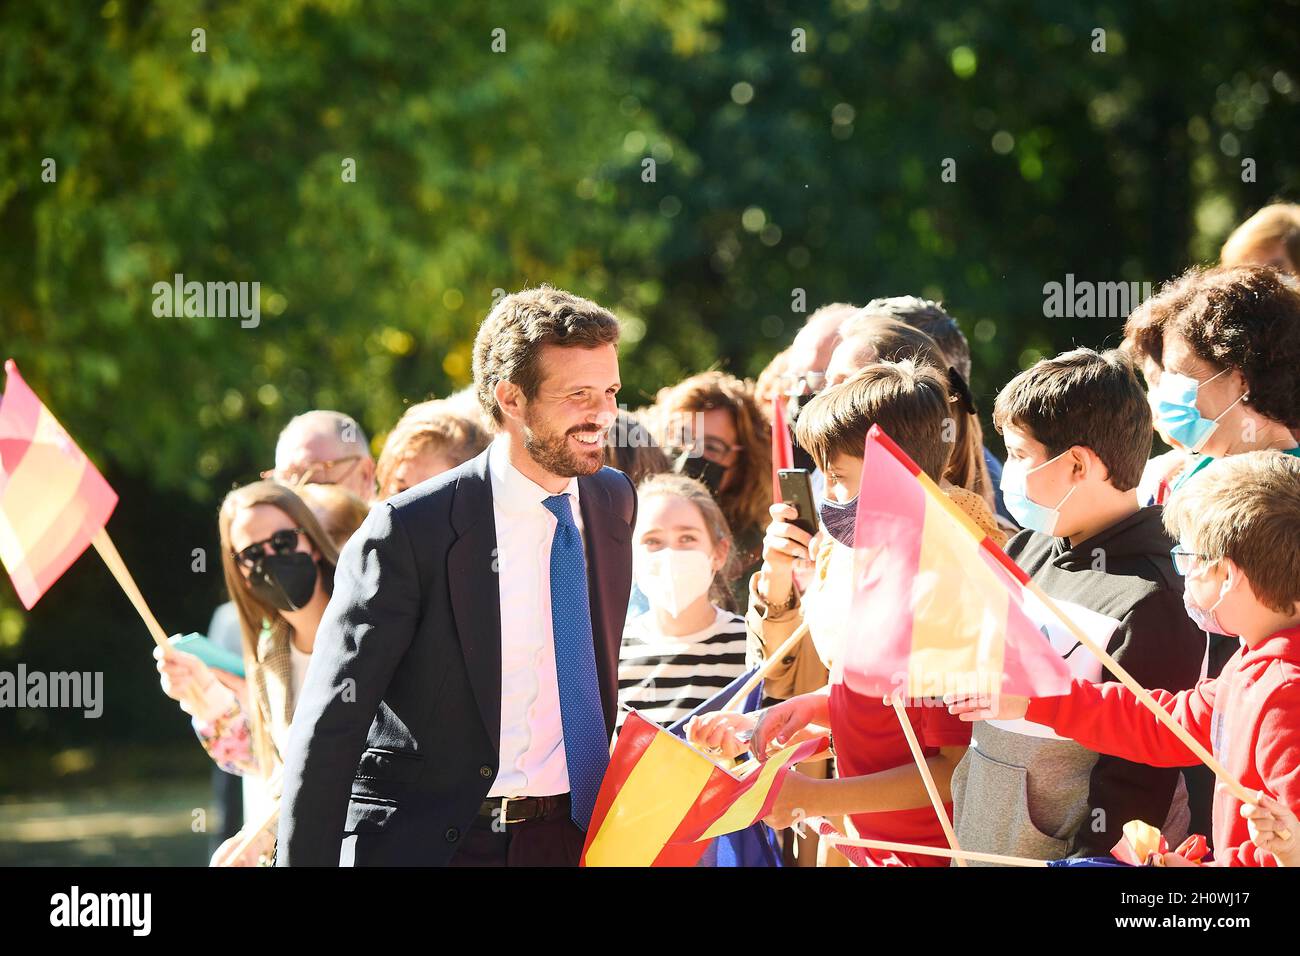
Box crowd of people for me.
[153,201,1300,867]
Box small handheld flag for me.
[840,425,1074,701]
[580,711,827,866]
[0,360,118,609]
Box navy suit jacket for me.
[276,448,636,865]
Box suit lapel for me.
[579,472,632,734]
[447,450,503,752]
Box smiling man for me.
[277,286,636,866]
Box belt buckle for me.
[500,796,525,826]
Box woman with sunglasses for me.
[154,481,339,865]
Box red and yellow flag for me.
[580,712,828,867]
[840,425,1072,701]
[0,360,118,609]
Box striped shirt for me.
[617,606,749,731]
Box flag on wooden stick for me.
[0,360,117,609]
[581,711,827,866]
[839,425,1074,701]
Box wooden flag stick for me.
[1023,578,1257,808]
[91,528,171,650]
[890,694,966,866]
[721,622,810,713]
[818,832,1049,868]
[92,527,207,714]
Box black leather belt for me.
[477,793,571,826]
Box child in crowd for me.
[948,348,1205,862]
[617,473,748,730]
[949,450,1300,866]
[690,360,989,866]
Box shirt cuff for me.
[1024,695,1060,726]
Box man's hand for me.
[943,693,1029,722]
[686,710,757,760]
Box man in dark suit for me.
[277,286,634,866]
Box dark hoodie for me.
[950,506,1207,862]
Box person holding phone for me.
[696,361,1005,867]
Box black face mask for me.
[674,453,726,495]
[248,552,318,612]
[819,495,859,548]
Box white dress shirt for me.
[486,436,583,797]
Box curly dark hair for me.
[1123,265,1300,428]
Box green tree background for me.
[1,0,1297,791]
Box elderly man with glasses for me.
[268,409,377,503]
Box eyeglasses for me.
[699,436,743,459]
[1169,546,1213,576]
[263,455,362,487]
[778,371,827,396]
[233,528,305,569]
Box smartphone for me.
[777,468,817,536]
[169,632,246,678]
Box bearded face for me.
[521,403,607,477]
[510,342,621,478]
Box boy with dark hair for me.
[948,347,1206,862]
[692,360,999,866]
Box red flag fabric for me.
[839,425,1074,701]
[770,394,793,501]
[581,711,828,866]
[0,360,118,609]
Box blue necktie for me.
[542,493,609,830]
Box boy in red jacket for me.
[949,450,1300,866]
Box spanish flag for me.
[581,712,828,866]
[840,425,1072,701]
[0,360,118,609]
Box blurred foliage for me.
[1,0,1298,755]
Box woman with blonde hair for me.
[154,480,340,865]
[653,371,772,605]
[1220,202,1300,274]
[375,399,491,499]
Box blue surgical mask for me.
[999,450,1077,536]
[819,495,858,547]
[1151,369,1245,454]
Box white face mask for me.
[634,547,715,617]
